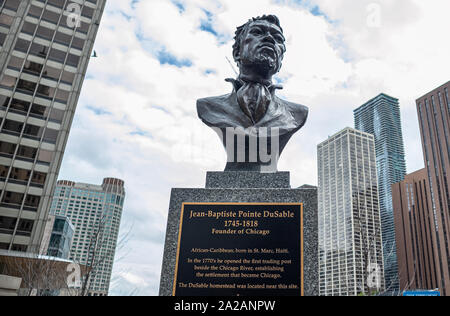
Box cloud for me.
[57,0,450,295]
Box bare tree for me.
[0,214,133,296]
[75,215,134,296]
[76,213,109,296]
[0,252,78,296]
[108,222,139,296]
[381,242,420,296]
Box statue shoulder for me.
[277,98,309,125]
[197,94,232,113]
[197,93,235,126]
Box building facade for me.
[0,0,106,253]
[0,271,21,296]
[354,93,407,292]
[49,178,125,296]
[318,127,385,296]
[392,169,440,293]
[0,249,81,296]
[39,213,73,259]
[416,81,450,295]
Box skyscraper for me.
[318,127,385,296]
[0,0,106,253]
[354,93,407,292]
[416,81,450,295]
[50,178,125,296]
[392,169,439,293]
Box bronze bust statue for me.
[197,15,308,172]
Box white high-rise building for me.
[318,127,385,296]
[0,0,106,253]
[50,178,125,296]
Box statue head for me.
[197,15,309,172]
[232,15,286,80]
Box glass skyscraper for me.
[50,178,125,296]
[318,127,385,296]
[0,0,106,253]
[354,93,407,293]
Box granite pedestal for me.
[159,171,318,296]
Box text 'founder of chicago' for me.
[197,15,309,172]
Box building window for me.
[0,33,6,46]
[2,119,23,135]
[0,13,14,26]
[21,21,37,36]
[7,55,25,70]
[27,5,43,18]
[0,74,17,89]
[11,244,27,252]
[3,0,21,11]
[36,25,56,41]
[14,38,31,53]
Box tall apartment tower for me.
[50,178,125,296]
[318,127,385,296]
[354,93,407,292]
[0,0,106,253]
[392,169,440,293]
[416,81,450,295]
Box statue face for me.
[239,20,286,76]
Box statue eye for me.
[250,28,263,35]
[274,34,284,42]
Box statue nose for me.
[263,32,276,44]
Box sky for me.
[57,0,450,295]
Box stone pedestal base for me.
[159,172,318,296]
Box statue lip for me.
[258,44,277,57]
[259,44,276,50]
